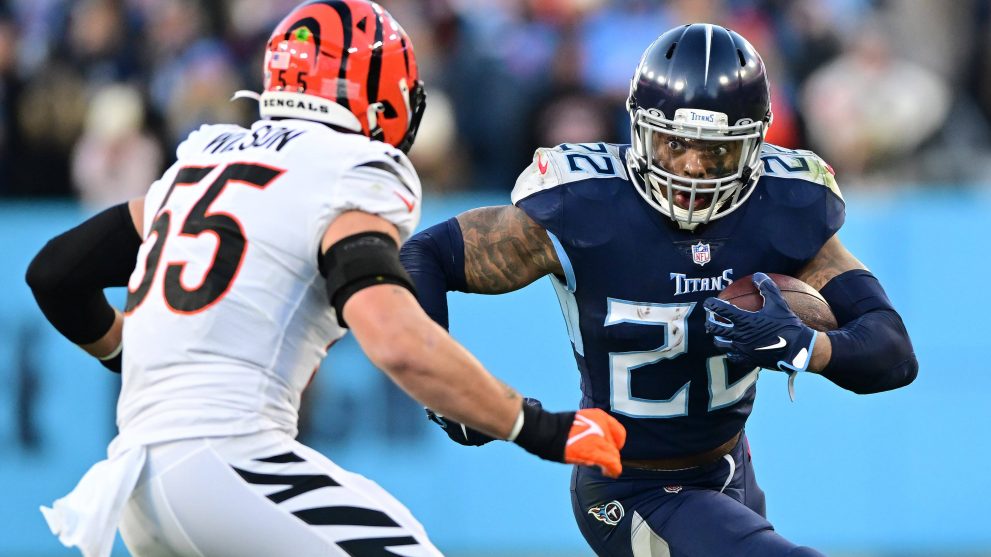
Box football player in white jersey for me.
[25,2,626,556]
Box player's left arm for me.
[793,234,865,371]
[796,233,918,393]
[25,198,145,372]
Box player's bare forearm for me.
[796,235,865,372]
[345,283,523,439]
[457,206,563,293]
[794,234,865,290]
[807,332,832,372]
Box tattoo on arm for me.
[796,234,866,290]
[498,379,522,401]
[457,206,563,294]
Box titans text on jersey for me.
[671,269,735,296]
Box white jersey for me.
[113,118,421,453]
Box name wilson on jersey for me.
[203,124,306,154]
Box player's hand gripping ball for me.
[704,272,829,379]
[714,272,837,332]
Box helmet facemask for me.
[629,106,767,230]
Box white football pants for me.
[119,431,443,556]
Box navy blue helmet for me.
[626,24,772,228]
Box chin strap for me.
[231,90,261,102]
[366,102,386,143]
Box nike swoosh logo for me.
[537,153,549,175]
[566,414,604,446]
[755,336,786,351]
[393,191,416,213]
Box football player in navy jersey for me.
[401,23,917,557]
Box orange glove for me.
[564,408,627,478]
[511,402,626,478]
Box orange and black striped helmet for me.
[260,0,425,152]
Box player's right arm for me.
[458,205,564,293]
[400,145,579,327]
[25,198,146,372]
[322,210,624,477]
[398,205,562,331]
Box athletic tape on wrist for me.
[96,342,123,361]
[506,407,525,442]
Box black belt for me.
[621,431,742,472]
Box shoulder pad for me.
[363,139,417,173]
[759,143,843,201]
[512,143,628,204]
[335,142,422,242]
[342,145,421,198]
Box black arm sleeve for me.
[319,231,416,328]
[25,203,142,344]
[397,218,467,330]
[819,270,918,394]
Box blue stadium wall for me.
[0,188,988,556]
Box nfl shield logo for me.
[692,242,711,266]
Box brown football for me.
[717,273,838,332]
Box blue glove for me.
[426,397,544,446]
[703,272,818,400]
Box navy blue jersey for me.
[512,142,844,459]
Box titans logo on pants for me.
[588,500,625,526]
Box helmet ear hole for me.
[380,100,398,119]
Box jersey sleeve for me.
[805,151,845,235]
[778,147,845,236]
[759,145,846,260]
[332,146,422,241]
[305,141,422,260]
[511,143,628,238]
[511,147,567,237]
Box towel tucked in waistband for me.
[40,446,147,557]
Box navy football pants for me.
[570,434,824,557]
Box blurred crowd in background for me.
[1,0,990,208]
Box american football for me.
[717,273,838,332]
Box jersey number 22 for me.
[605,299,759,418]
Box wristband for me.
[512,403,574,463]
[97,342,123,361]
[505,408,525,442]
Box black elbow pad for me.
[319,232,416,328]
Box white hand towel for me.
[40,446,147,557]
